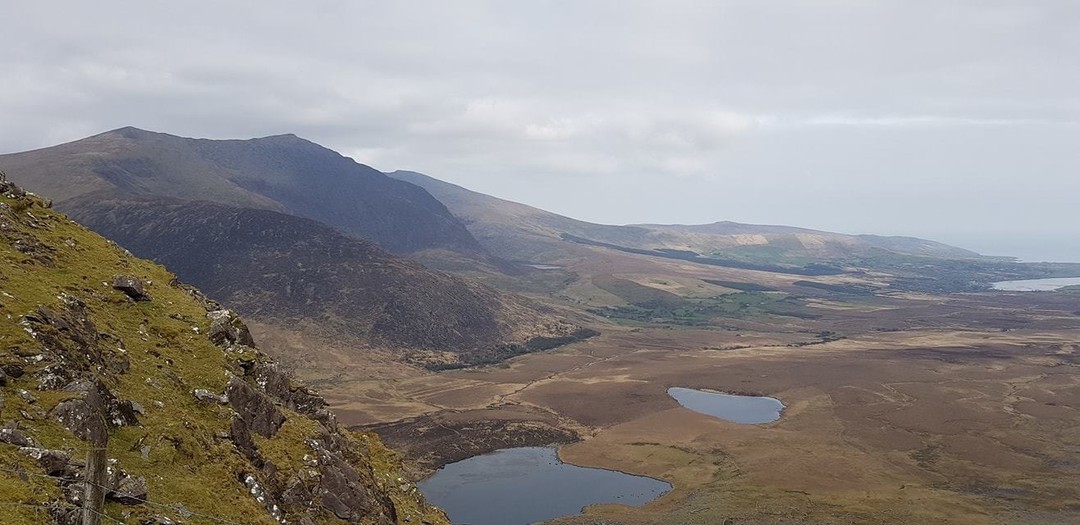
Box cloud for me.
[1,1,1078,259]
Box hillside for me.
[0,179,448,523]
[1,127,481,254]
[388,170,984,264]
[61,192,591,369]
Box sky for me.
[2,1,1079,261]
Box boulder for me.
[112,275,149,301]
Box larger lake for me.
[668,387,784,424]
[991,277,1080,292]
[418,447,670,525]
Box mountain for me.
[60,192,591,369]
[388,170,984,264]
[1,127,481,254]
[0,180,448,524]
[388,170,657,261]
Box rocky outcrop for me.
[208,309,255,347]
[226,375,285,438]
[21,296,130,380]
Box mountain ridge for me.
[387,170,987,264]
[1,127,482,255]
[60,191,591,368]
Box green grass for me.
[590,292,818,326]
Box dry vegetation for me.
[253,245,1080,524]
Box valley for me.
[260,234,1080,524]
[6,4,1077,525]
[4,130,1079,524]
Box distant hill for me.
[1,127,482,254]
[388,170,985,264]
[62,192,590,368]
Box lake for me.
[417,446,670,525]
[991,277,1080,292]
[668,387,784,424]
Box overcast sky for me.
[3,1,1078,260]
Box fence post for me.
[82,385,109,525]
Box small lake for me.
[991,277,1080,292]
[417,447,670,525]
[668,387,784,424]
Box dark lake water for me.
[417,446,671,525]
[668,387,784,424]
[991,277,1080,292]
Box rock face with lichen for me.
[0,180,448,525]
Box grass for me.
[590,291,819,326]
[0,191,445,524]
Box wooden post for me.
[82,384,109,525]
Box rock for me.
[251,361,291,401]
[109,474,148,504]
[243,473,286,524]
[22,301,128,375]
[112,275,149,301]
[0,363,24,378]
[312,409,339,433]
[63,379,94,392]
[37,364,74,390]
[308,436,391,522]
[249,361,327,416]
[291,387,328,416]
[230,415,259,461]
[17,389,37,403]
[21,448,77,477]
[193,388,227,404]
[207,309,255,347]
[226,376,284,438]
[108,399,141,427]
[50,382,131,442]
[51,398,107,442]
[0,427,34,446]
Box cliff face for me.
[0,180,448,524]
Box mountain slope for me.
[388,170,984,263]
[388,170,657,261]
[61,192,590,368]
[0,180,448,524]
[1,127,481,254]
